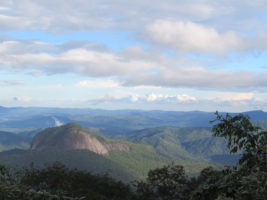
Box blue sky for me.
[1,0,267,112]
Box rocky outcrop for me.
[31,123,130,155]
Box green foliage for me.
[192,112,267,200]
[136,112,267,200]
[0,162,135,200]
[135,163,190,200]
[135,164,222,200]
[20,162,134,200]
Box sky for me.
[1,0,267,112]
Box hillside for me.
[127,127,230,162]
[31,123,130,154]
[0,131,31,152]
[0,123,212,180]
[0,148,134,182]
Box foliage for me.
[0,162,135,200]
[200,112,267,200]
[135,163,190,200]
[136,112,267,200]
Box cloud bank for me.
[1,40,267,90]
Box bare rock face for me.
[58,130,110,154]
[31,123,130,155]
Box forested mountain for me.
[127,127,229,162]
[0,123,211,180]
[1,113,266,199]
[0,107,266,181]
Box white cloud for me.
[76,79,120,88]
[146,93,197,102]
[0,1,267,54]
[93,93,197,104]
[176,94,197,102]
[146,20,243,53]
[130,94,140,103]
[212,92,254,101]
[147,93,166,102]
[13,96,32,102]
[0,0,266,32]
[1,40,267,90]
[86,91,267,112]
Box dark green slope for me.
[128,127,195,160]
[183,137,228,158]
[127,127,232,163]
[127,127,214,160]
[0,148,133,182]
[107,143,211,179]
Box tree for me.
[0,162,135,200]
[20,162,134,200]
[136,112,267,200]
[135,163,190,200]
[191,112,267,200]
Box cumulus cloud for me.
[87,91,267,112]
[89,91,267,111]
[124,66,267,89]
[76,79,121,88]
[145,20,243,53]
[92,93,197,104]
[1,39,267,90]
[0,1,267,54]
[145,93,197,102]
[176,94,197,102]
[0,0,266,33]
[0,42,156,76]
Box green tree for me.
[0,162,135,200]
[191,112,267,200]
[135,163,190,200]
[136,112,267,200]
[20,162,134,200]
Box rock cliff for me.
[31,123,130,155]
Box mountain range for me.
[0,107,266,181]
[0,123,211,181]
